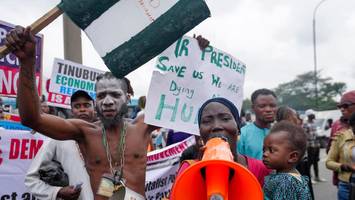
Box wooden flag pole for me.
[0,6,63,59]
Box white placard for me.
[0,129,194,199]
[0,130,47,198]
[145,36,246,135]
[49,58,104,99]
[145,136,195,200]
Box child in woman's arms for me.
[263,121,312,200]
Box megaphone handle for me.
[205,165,230,200]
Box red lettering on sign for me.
[0,66,41,96]
[30,139,43,158]
[20,139,29,159]
[48,92,71,106]
[9,138,20,159]
[9,139,44,159]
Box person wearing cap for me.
[70,90,96,122]
[25,90,95,200]
[176,97,271,187]
[326,112,355,200]
[326,90,355,186]
[237,89,278,160]
[330,90,355,140]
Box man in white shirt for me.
[25,90,96,200]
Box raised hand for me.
[193,34,210,50]
[5,26,36,65]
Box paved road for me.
[312,149,337,200]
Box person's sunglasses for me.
[337,103,355,109]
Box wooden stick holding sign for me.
[0,6,63,59]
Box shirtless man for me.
[5,26,155,200]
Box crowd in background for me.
[1,87,354,199]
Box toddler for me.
[263,121,311,200]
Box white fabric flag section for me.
[84,0,178,57]
[145,136,195,200]
[58,0,210,78]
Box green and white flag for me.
[58,0,210,78]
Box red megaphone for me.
[170,137,263,200]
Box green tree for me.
[273,71,346,111]
[242,98,252,113]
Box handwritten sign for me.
[145,36,246,135]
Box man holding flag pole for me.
[6,26,152,200]
[3,1,210,199]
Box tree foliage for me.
[273,71,346,111]
[242,98,252,114]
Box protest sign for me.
[47,91,71,109]
[145,36,246,135]
[0,128,192,199]
[145,136,195,200]
[45,79,71,109]
[0,130,47,198]
[0,175,39,200]
[0,20,43,97]
[48,58,103,99]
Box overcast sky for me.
[1,0,354,99]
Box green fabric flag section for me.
[58,0,120,30]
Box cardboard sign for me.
[145,36,246,135]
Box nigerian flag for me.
[58,0,210,78]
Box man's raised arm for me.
[5,26,84,140]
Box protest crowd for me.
[0,1,354,200]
